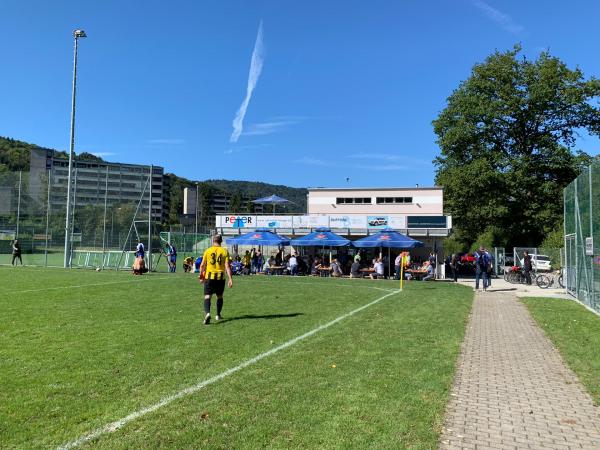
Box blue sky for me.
[1,0,599,188]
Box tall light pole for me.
[64,29,87,268]
[195,182,199,235]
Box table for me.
[268,266,285,275]
[405,269,428,280]
[318,267,331,277]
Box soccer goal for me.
[72,249,136,270]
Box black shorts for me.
[204,279,225,297]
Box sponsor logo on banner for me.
[329,215,366,228]
[256,216,293,228]
[367,216,388,228]
[316,234,327,239]
[223,216,253,228]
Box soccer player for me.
[199,234,233,325]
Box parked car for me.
[368,217,388,227]
[520,254,552,272]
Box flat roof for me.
[307,186,443,192]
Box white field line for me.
[4,277,173,294]
[57,288,400,450]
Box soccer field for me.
[0,268,472,449]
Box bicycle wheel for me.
[558,274,564,288]
[536,274,551,289]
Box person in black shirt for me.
[12,240,22,266]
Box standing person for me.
[474,246,489,291]
[11,239,22,266]
[485,248,493,288]
[450,254,458,282]
[394,253,402,280]
[199,234,233,325]
[250,248,258,274]
[167,242,177,273]
[523,251,533,285]
[256,250,263,274]
[428,252,437,268]
[289,253,298,276]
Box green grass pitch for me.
[0,268,472,449]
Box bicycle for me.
[536,270,564,289]
[505,266,526,284]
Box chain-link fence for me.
[0,168,164,271]
[564,160,599,314]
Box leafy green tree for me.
[434,46,599,248]
[228,192,243,213]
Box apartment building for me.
[30,148,165,220]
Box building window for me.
[376,197,413,204]
[336,197,371,204]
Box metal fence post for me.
[16,170,22,239]
[44,170,51,267]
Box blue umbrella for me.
[226,228,290,246]
[290,228,351,247]
[352,228,424,249]
[252,194,293,213]
[353,228,424,278]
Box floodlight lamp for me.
[73,29,87,38]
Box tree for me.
[433,46,599,248]
[228,191,243,213]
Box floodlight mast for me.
[64,29,87,268]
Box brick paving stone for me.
[439,291,600,450]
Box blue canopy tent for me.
[290,228,351,247]
[226,228,290,246]
[291,228,351,268]
[352,228,424,277]
[252,194,294,213]
[352,228,424,249]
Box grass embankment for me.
[523,297,600,405]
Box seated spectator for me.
[194,256,203,273]
[231,260,243,275]
[330,258,343,277]
[311,258,322,276]
[182,256,194,273]
[422,263,435,281]
[350,260,361,278]
[369,258,385,279]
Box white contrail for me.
[230,21,265,143]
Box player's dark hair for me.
[213,234,223,244]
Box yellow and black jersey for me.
[202,246,231,280]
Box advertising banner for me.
[388,216,407,229]
[329,215,367,229]
[255,216,293,228]
[290,216,329,228]
[367,215,389,229]
[218,215,256,228]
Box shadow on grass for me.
[220,313,304,323]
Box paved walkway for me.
[440,290,600,450]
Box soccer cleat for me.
[203,313,211,325]
[215,315,222,322]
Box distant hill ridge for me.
[0,136,307,219]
